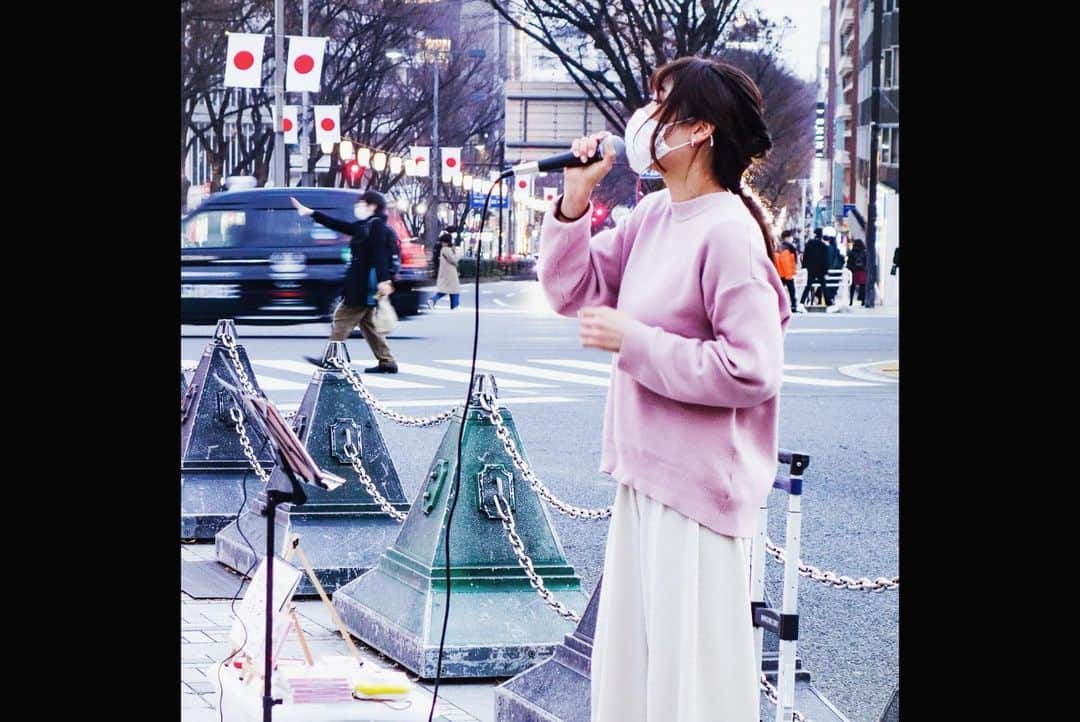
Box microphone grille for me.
[604,136,626,162]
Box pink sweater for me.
[539,189,791,538]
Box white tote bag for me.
[373,295,398,335]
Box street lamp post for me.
[427,59,440,248]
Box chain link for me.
[219,333,259,398]
[479,392,612,521]
[342,443,408,522]
[182,365,196,374]
[765,538,898,592]
[326,357,456,428]
[229,407,271,484]
[492,495,580,622]
[760,674,809,722]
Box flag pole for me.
[273,0,285,187]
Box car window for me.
[244,208,348,247]
[181,210,246,248]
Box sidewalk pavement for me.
[182,542,499,722]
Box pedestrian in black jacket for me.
[291,191,399,373]
[799,228,831,307]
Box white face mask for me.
[354,203,374,220]
[624,107,695,175]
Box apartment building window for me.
[880,126,898,165]
[885,0,898,11]
[883,46,899,88]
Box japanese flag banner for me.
[224,33,267,88]
[286,36,328,93]
[314,106,340,145]
[274,105,299,144]
[441,147,462,177]
[408,146,430,177]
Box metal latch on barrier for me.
[752,603,799,642]
[215,390,239,425]
[291,413,307,441]
[422,460,449,514]
[181,382,199,422]
[329,420,363,464]
[478,464,515,519]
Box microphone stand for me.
[261,454,306,722]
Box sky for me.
[745,0,828,82]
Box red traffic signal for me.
[344,160,364,187]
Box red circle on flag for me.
[414,156,425,164]
[234,51,255,70]
[517,179,527,189]
[283,118,294,132]
[320,118,336,131]
[294,54,315,74]
[446,157,457,168]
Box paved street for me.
[182,279,898,722]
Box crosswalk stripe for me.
[534,358,831,374]
[436,359,610,386]
[253,360,440,389]
[532,358,613,373]
[275,395,578,411]
[253,375,309,391]
[782,374,877,387]
[397,363,553,389]
[787,328,866,334]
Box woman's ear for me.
[694,121,715,146]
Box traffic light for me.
[591,201,608,231]
[344,160,364,187]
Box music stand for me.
[216,373,345,722]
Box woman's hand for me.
[290,197,314,217]
[561,133,616,220]
[578,305,631,353]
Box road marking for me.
[397,362,553,389]
[252,359,441,389]
[276,395,579,411]
[532,358,613,373]
[838,360,899,384]
[787,328,867,334]
[437,359,611,386]
[493,298,510,307]
[782,374,878,387]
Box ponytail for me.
[733,183,776,263]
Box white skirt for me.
[591,484,758,722]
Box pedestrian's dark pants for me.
[431,292,460,309]
[782,278,797,310]
[801,273,830,306]
[850,283,866,306]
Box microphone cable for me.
[427,176,506,721]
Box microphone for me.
[505,136,625,177]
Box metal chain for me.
[182,365,196,374]
[760,674,809,722]
[326,357,456,428]
[492,495,580,622]
[343,444,407,522]
[229,407,271,484]
[765,538,898,592]
[219,333,259,398]
[479,392,612,521]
